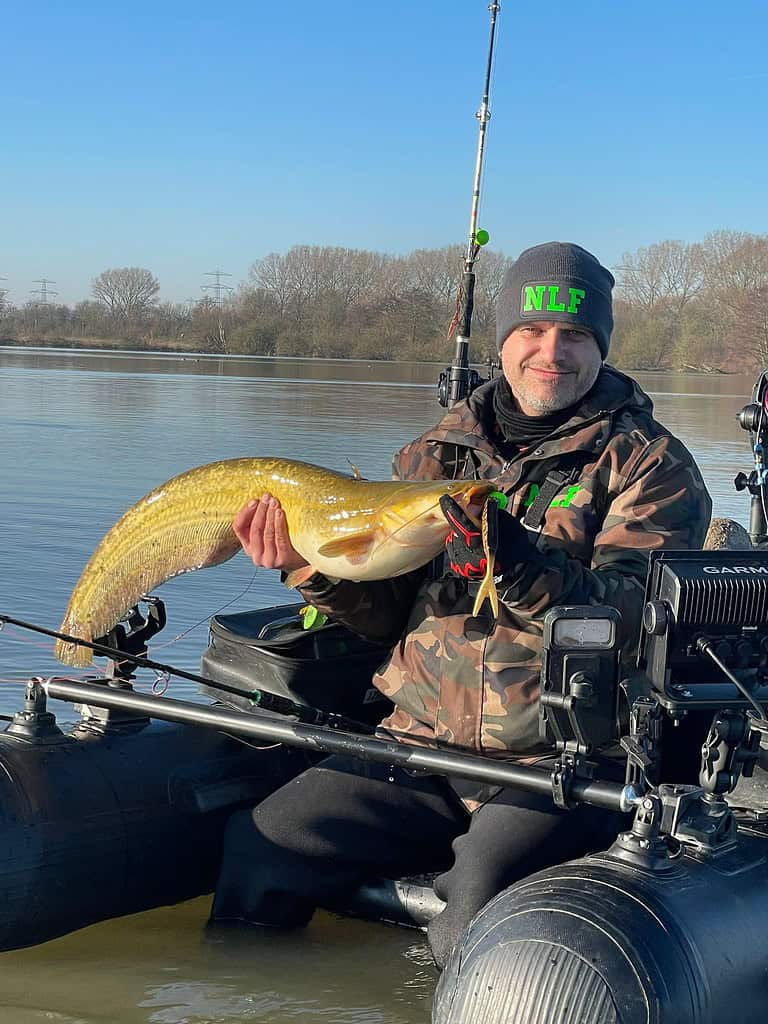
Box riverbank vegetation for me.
[2,231,766,370]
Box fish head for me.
[306,478,495,581]
[369,478,495,576]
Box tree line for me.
[1,231,766,370]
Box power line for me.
[31,279,58,305]
[201,269,233,307]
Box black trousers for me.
[211,755,627,968]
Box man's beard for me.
[514,363,601,415]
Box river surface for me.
[0,347,757,1023]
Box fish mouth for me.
[370,480,494,559]
[448,481,494,521]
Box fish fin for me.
[284,564,318,589]
[315,531,377,561]
[346,459,366,481]
[472,501,500,618]
[472,571,499,618]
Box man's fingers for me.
[439,494,477,531]
[232,498,259,546]
[274,506,294,560]
[261,496,277,539]
[233,493,307,572]
[233,493,273,560]
[254,495,278,565]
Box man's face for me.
[500,321,602,416]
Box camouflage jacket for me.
[298,367,712,755]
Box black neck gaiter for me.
[492,377,578,450]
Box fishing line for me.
[0,623,58,655]
[365,491,485,564]
[756,393,768,529]
[149,570,259,652]
[215,697,282,750]
[0,674,94,685]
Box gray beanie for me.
[496,242,615,358]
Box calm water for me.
[0,347,758,1023]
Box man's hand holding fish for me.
[233,493,308,575]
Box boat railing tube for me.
[41,676,629,812]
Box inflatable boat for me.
[4,369,768,1022]
[3,550,768,1024]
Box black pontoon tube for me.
[42,677,630,812]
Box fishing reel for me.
[735,369,768,547]
[437,365,484,407]
[437,357,498,408]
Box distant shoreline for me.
[0,339,742,375]
[0,340,458,368]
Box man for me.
[211,242,712,967]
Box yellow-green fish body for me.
[56,457,493,666]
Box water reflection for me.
[0,346,447,387]
[0,349,763,1023]
[0,899,435,1024]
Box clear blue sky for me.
[3,0,768,305]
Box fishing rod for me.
[1,609,631,811]
[0,612,373,733]
[438,1,501,409]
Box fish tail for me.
[472,499,500,618]
[54,623,94,668]
[472,569,499,618]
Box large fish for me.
[55,458,495,666]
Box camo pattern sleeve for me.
[295,568,427,646]
[497,432,713,652]
[393,434,475,484]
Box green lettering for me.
[552,484,582,508]
[523,285,546,312]
[567,287,586,314]
[522,481,582,510]
[522,483,540,508]
[546,285,566,312]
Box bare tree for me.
[697,231,768,363]
[699,231,768,307]
[408,246,463,306]
[740,289,768,364]
[92,267,160,319]
[249,252,294,317]
[616,240,703,316]
[472,248,513,333]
